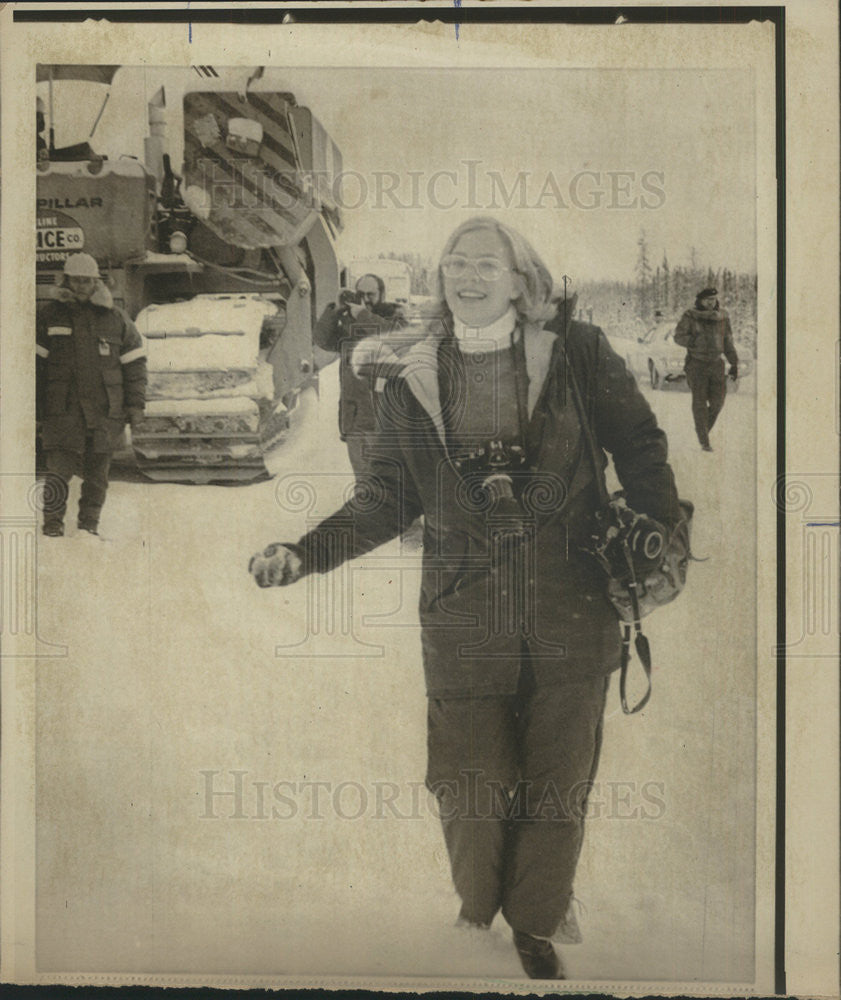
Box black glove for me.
[728,365,738,381]
[249,543,304,587]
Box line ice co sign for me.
[36,211,85,264]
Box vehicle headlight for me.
[169,230,188,254]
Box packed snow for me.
[137,295,277,370]
[34,358,757,986]
[144,396,263,417]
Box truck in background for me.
[36,65,344,482]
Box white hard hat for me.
[63,253,100,279]
[36,97,45,114]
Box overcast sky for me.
[41,65,757,284]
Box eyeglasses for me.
[440,254,512,282]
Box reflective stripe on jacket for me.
[36,283,147,453]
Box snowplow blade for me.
[131,396,289,483]
[132,294,294,484]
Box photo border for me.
[2,2,837,997]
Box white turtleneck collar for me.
[453,306,517,354]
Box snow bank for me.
[145,396,261,417]
[136,294,278,371]
[34,371,758,983]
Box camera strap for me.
[510,327,531,452]
[618,540,653,714]
[561,345,610,509]
[563,346,652,715]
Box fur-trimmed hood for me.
[350,320,441,377]
[51,279,114,310]
[686,306,729,322]
[350,318,558,448]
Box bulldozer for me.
[36,65,343,482]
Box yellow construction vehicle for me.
[36,65,343,482]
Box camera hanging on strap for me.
[446,326,535,542]
[563,348,696,715]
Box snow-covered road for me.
[35,360,758,986]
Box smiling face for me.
[442,228,519,328]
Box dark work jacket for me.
[36,283,147,454]
[295,318,680,698]
[674,307,738,367]
[313,300,404,436]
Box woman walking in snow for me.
[249,216,681,979]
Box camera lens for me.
[641,529,664,561]
[482,473,516,504]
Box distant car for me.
[622,318,753,392]
[625,319,687,389]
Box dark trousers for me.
[685,359,726,447]
[425,661,608,939]
[44,442,111,529]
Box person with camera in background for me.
[313,272,405,479]
[250,217,680,980]
[36,252,147,538]
[674,286,739,452]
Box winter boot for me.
[512,929,565,980]
[455,916,491,931]
[77,519,99,536]
[42,520,65,537]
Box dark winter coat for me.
[674,307,738,367]
[313,300,405,436]
[294,317,680,698]
[36,282,147,454]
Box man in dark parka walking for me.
[674,286,739,451]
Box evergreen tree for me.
[635,230,654,322]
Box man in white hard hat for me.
[36,253,147,537]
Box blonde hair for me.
[432,216,555,325]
